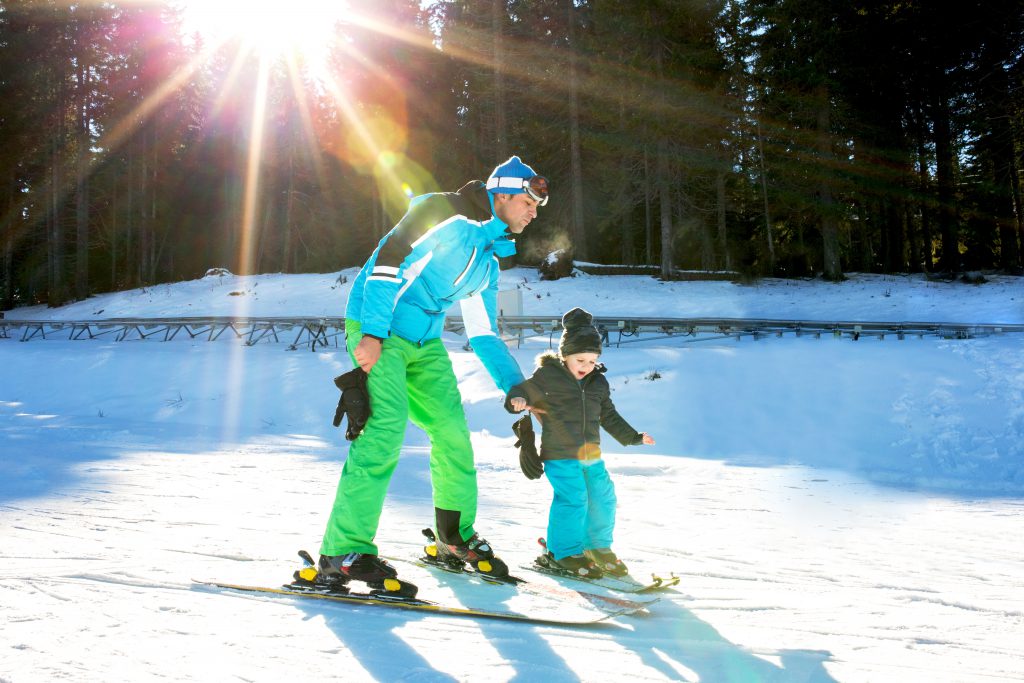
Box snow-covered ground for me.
[4,268,1023,324]
[2,268,1023,682]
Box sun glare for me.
[179,0,347,64]
[168,0,432,275]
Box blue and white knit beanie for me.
[486,155,537,195]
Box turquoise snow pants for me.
[320,321,478,556]
[544,458,617,560]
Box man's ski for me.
[194,580,638,626]
[529,539,680,594]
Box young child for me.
[505,307,655,578]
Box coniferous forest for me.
[2,0,1023,309]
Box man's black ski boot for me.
[318,552,418,598]
[537,551,604,579]
[428,531,510,580]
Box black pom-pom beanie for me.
[559,307,603,357]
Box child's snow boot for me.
[585,548,629,577]
[541,551,604,579]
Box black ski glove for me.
[512,414,543,480]
[332,367,370,441]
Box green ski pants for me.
[320,320,478,556]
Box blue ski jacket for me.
[346,181,524,393]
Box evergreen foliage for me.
[1,0,1022,307]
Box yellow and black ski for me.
[194,580,640,626]
[195,549,645,626]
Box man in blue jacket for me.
[319,156,549,593]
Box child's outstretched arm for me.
[600,393,649,446]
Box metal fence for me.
[3,314,1022,351]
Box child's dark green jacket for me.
[505,352,643,461]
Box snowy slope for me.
[2,270,1023,682]
[4,267,1023,324]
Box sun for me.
[178,0,348,65]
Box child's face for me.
[564,352,599,379]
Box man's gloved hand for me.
[512,415,543,480]
[332,367,370,441]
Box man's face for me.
[493,192,540,234]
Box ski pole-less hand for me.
[353,335,382,373]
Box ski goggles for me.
[486,175,549,206]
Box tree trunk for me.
[915,117,932,271]
[75,60,91,301]
[716,167,730,271]
[983,74,1021,270]
[657,138,673,279]
[149,124,161,282]
[49,75,66,307]
[1,168,13,310]
[643,145,652,265]
[126,145,135,284]
[756,118,775,273]
[905,201,919,273]
[138,125,152,285]
[492,0,507,160]
[856,201,873,271]
[1013,155,1024,270]
[886,198,904,272]
[815,85,841,280]
[567,0,586,261]
[110,169,118,289]
[223,134,240,268]
[932,92,958,273]
[283,151,295,273]
[1,230,11,310]
[618,96,634,265]
[75,148,89,299]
